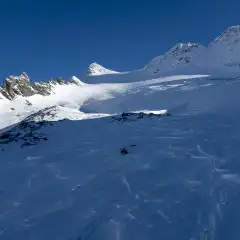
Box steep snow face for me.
[87,62,120,76]
[71,76,86,86]
[145,43,205,75]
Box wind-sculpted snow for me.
[0,75,207,130]
[1,86,240,239]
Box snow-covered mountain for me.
[1,25,240,126]
[145,42,205,75]
[84,26,240,83]
[1,25,240,240]
[146,25,240,76]
[87,62,120,76]
[199,26,240,72]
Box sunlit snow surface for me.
[1,75,240,239]
[0,75,207,129]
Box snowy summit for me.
[87,62,120,76]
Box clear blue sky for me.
[0,0,239,82]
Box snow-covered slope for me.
[145,43,205,75]
[1,25,240,240]
[198,26,240,72]
[1,75,240,239]
[87,62,120,76]
[0,74,208,130]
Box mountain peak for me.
[211,25,240,44]
[224,25,240,33]
[146,42,205,75]
[71,76,85,86]
[1,72,33,99]
[87,62,119,76]
[89,62,103,68]
[167,42,203,57]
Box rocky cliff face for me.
[0,73,82,100]
[0,72,33,100]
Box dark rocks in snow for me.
[25,100,32,106]
[0,107,56,148]
[120,148,128,155]
[120,144,136,155]
[0,120,50,147]
[0,132,18,144]
[0,73,81,100]
[112,111,171,122]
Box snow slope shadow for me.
[1,106,240,240]
[0,109,170,149]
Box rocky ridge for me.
[0,73,82,100]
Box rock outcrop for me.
[0,72,34,100]
[0,107,56,148]
[0,74,82,100]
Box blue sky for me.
[0,0,239,82]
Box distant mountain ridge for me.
[87,25,240,78]
[1,25,240,101]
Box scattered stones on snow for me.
[112,111,171,122]
[120,144,137,155]
[25,100,32,106]
[120,148,128,155]
[0,107,56,148]
[0,121,49,147]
